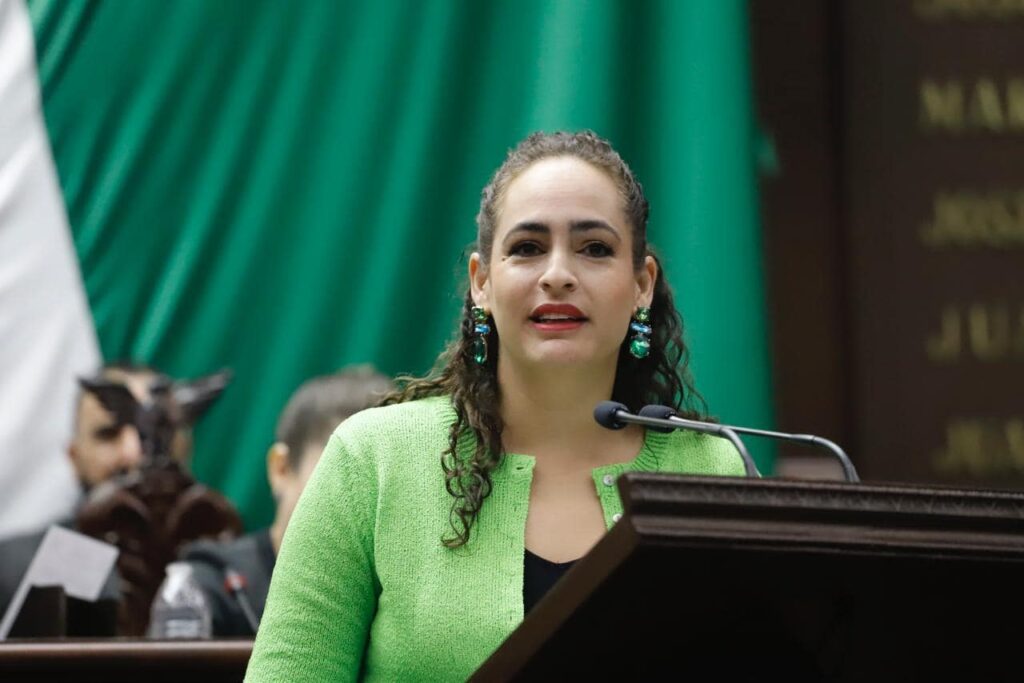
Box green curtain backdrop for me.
[28,0,774,529]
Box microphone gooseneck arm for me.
[594,402,760,477]
[639,404,860,483]
[224,568,261,634]
[708,426,759,477]
[185,546,262,633]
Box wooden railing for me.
[0,639,252,682]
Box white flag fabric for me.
[0,0,99,538]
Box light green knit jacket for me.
[245,396,744,682]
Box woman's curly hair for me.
[381,131,707,548]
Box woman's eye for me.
[508,241,543,257]
[581,242,613,257]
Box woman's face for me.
[470,156,656,372]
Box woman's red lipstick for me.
[529,303,587,332]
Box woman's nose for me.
[539,248,578,291]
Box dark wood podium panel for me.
[0,639,252,682]
[474,474,1024,681]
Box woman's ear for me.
[469,252,489,308]
[635,255,658,308]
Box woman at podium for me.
[245,131,745,681]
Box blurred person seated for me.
[0,361,203,620]
[174,366,393,637]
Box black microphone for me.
[638,404,860,483]
[223,568,261,634]
[184,546,261,633]
[594,401,759,477]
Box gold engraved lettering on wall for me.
[920,78,1024,132]
[915,0,1024,20]
[921,190,1024,247]
[934,418,1024,476]
[925,303,1024,362]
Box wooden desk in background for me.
[0,639,252,682]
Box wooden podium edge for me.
[471,473,1024,680]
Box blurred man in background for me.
[175,366,393,636]
[69,362,194,490]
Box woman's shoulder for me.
[327,395,455,456]
[653,428,748,477]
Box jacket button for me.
[602,474,615,487]
[612,513,623,523]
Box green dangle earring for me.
[470,306,491,365]
[628,306,652,359]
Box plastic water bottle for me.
[148,562,212,639]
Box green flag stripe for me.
[30,0,773,528]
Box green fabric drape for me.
[29,0,774,528]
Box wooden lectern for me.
[473,474,1024,681]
